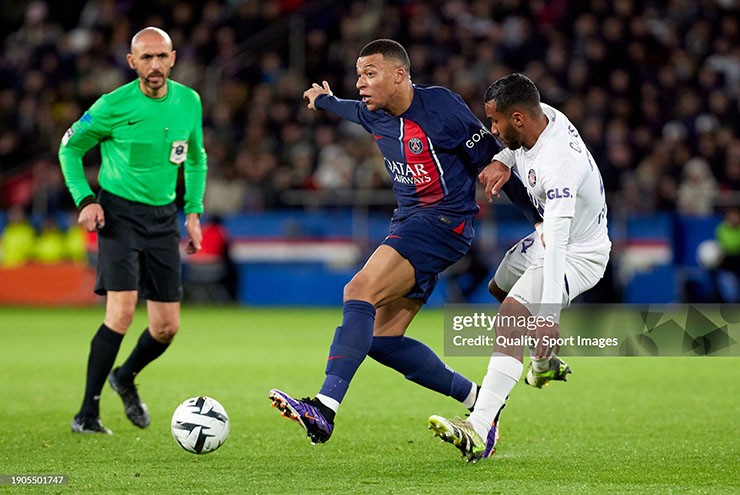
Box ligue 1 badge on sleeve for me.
[61,127,75,146]
[170,140,188,164]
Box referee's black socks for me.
[78,324,123,418]
[117,328,170,383]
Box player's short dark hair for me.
[359,39,410,72]
[484,73,541,114]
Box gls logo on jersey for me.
[546,188,572,199]
[465,127,489,148]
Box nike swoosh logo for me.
[373,134,383,140]
[128,119,142,125]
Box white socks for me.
[468,353,523,441]
[315,393,340,413]
[462,382,478,410]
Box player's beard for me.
[500,129,522,150]
[143,71,166,90]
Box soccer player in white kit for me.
[429,73,612,461]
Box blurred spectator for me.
[203,164,246,216]
[677,157,718,216]
[184,215,237,302]
[193,216,230,263]
[0,205,35,267]
[314,140,354,190]
[64,214,88,264]
[715,206,740,303]
[32,215,65,263]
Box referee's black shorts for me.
[94,190,182,302]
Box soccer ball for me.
[171,396,230,454]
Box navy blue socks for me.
[318,300,376,405]
[368,335,474,403]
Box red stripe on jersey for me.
[402,119,444,206]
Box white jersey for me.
[494,103,611,314]
[510,103,611,254]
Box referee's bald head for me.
[131,27,172,53]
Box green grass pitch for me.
[0,306,738,494]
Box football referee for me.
[59,27,207,434]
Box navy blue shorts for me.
[382,211,475,302]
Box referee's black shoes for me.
[108,368,151,428]
[71,415,112,434]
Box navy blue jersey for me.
[316,85,500,218]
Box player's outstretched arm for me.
[303,81,333,110]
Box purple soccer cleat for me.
[269,388,334,444]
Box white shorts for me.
[493,230,610,314]
[493,230,544,294]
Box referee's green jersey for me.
[59,79,207,214]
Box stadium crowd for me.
[0,0,737,218]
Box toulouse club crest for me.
[408,137,424,154]
[528,168,537,187]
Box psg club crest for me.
[408,137,424,154]
[528,168,537,187]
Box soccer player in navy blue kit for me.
[270,39,539,444]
